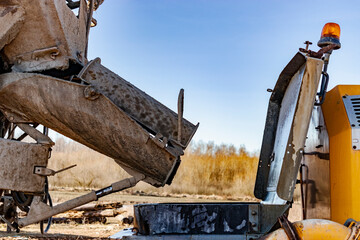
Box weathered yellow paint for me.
[293,219,351,239]
[322,85,360,224]
[262,219,351,239]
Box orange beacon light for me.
[318,22,341,49]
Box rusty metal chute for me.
[254,53,323,203]
[78,58,197,149]
[0,70,197,187]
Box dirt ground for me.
[0,190,302,239]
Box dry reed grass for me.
[48,138,259,198]
[163,141,259,197]
[48,137,130,189]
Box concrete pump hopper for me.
[254,52,323,203]
[124,52,324,238]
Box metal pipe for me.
[177,89,184,142]
[315,53,331,106]
[84,0,94,59]
[299,164,305,219]
[17,175,144,228]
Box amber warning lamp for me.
[317,22,341,49]
[314,22,341,106]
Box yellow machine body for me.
[322,85,360,224]
[261,219,358,240]
[262,85,360,239]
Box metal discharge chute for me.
[0,0,198,231]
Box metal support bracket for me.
[0,215,18,233]
[34,164,77,177]
[17,123,54,146]
[1,111,54,146]
[249,204,259,232]
[278,215,300,240]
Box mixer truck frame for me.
[0,1,359,239]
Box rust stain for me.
[0,0,17,6]
[10,6,17,14]
[0,6,14,17]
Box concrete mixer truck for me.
[0,0,197,233]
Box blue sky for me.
[87,1,360,152]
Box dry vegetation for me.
[48,137,259,198]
